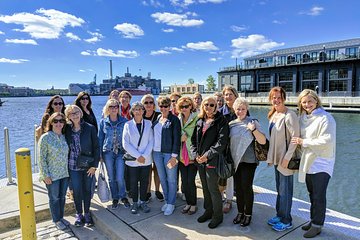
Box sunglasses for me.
[179,105,190,109]
[159,105,169,108]
[53,102,63,106]
[70,111,80,116]
[144,101,154,105]
[109,105,119,109]
[81,97,89,100]
[204,103,215,108]
[171,100,177,103]
[53,119,65,124]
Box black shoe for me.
[121,198,130,208]
[111,199,119,210]
[208,219,223,229]
[240,215,252,227]
[304,226,321,238]
[233,213,244,224]
[145,192,152,203]
[197,213,212,223]
[302,222,312,231]
[155,191,164,202]
[84,213,94,227]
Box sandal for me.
[188,206,197,215]
[223,200,232,214]
[181,205,191,214]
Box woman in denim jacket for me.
[98,99,130,210]
[153,96,181,216]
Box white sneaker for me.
[161,203,168,212]
[164,204,175,216]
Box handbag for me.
[123,120,145,161]
[97,162,110,203]
[76,153,94,169]
[254,138,269,161]
[284,120,300,170]
[216,145,235,179]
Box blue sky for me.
[0,0,359,90]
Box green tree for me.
[188,78,195,84]
[206,75,216,91]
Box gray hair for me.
[130,101,145,117]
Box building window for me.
[279,72,293,81]
[345,47,357,58]
[287,56,295,64]
[295,54,301,63]
[303,53,310,63]
[279,56,286,65]
[302,81,318,90]
[329,68,348,79]
[327,49,338,60]
[279,82,293,92]
[258,83,271,92]
[311,52,318,61]
[303,70,319,80]
[329,80,347,91]
[240,75,253,91]
[258,74,270,82]
[193,87,196,92]
[187,87,191,92]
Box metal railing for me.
[33,124,38,173]
[4,127,15,185]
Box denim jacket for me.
[98,115,128,154]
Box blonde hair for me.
[268,86,286,119]
[157,96,171,106]
[222,85,239,98]
[298,89,322,115]
[102,99,120,118]
[130,102,145,117]
[176,96,196,113]
[193,92,202,99]
[198,96,217,118]
[65,105,83,120]
[170,92,182,99]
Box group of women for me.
[38,86,336,239]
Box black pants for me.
[179,162,198,206]
[198,165,223,221]
[128,165,151,202]
[306,172,331,226]
[234,162,257,215]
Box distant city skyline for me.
[0,0,359,89]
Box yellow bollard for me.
[15,148,37,240]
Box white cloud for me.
[151,12,204,27]
[84,31,104,43]
[150,50,171,56]
[185,41,218,51]
[164,47,184,52]
[162,28,174,33]
[79,69,85,72]
[96,48,139,58]
[5,39,38,45]
[170,0,226,7]
[299,6,324,16]
[0,31,4,35]
[65,32,81,41]
[230,25,247,32]
[231,34,284,58]
[0,8,85,39]
[81,51,91,56]
[142,0,164,7]
[84,36,101,43]
[272,20,285,24]
[114,23,144,39]
[0,58,29,64]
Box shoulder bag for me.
[97,162,110,203]
[252,119,269,161]
[123,121,145,161]
[77,153,94,169]
[284,120,300,170]
[216,145,235,179]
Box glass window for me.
[240,75,253,91]
[302,81,318,90]
[303,71,319,80]
[311,52,318,61]
[258,74,270,82]
[279,72,293,81]
[295,54,301,63]
[258,83,271,92]
[329,80,347,91]
[329,68,348,79]
[345,47,357,58]
[327,50,338,60]
[303,53,310,62]
[279,82,293,92]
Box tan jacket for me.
[267,109,300,176]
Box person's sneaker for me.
[140,202,151,213]
[121,198,131,208]
[131,202,139,214]
[161,203,168,212]
[272,222,293,232]
[74,213,85,227]
[155,191,164,202]
[55,221,67,230]
[145,192,152,203]
[267,216,281,226]
[84,213,94,227]
[164,204,175,216]
[111,199,119,210]
[60,218,70,226]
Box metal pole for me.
[4,127,15,185]
[33,124,38,173]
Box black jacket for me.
[190,112,229,167]
[65,121,100,169]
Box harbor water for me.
[0,96,359,219]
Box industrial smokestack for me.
[109,60,113,79]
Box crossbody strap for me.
[137,120,145,148]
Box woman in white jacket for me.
[122,102,154,214]
[291,89,336,238]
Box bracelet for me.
[251,128,257,133]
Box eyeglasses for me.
[53,102,63,106]
[204,103,215,108]
[171,100,177,103]
[144,101,154,105]
[109,105,119,109]
[159,105,169,108]
[53,119,65,124]
[179,105,190,109]
[81,97,89,100]
[70,111,80,116]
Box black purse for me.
[123,121,145,161]
[77,153,94,169]
[284,121,300,170]
[254,138,269,161]
[216,145,235,179]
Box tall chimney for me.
[109,60,113,79]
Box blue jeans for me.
[275,166,293,224]
[46,177,69,222]
[153,151,178,205]
[103,151,126,200]
[69,170,93,214]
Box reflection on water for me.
[0,96,359,218]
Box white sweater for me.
[122,119,154,167]
[298,108,336,182]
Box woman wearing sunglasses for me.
[153,96,181,216]
[39,112,69,230]
[74,92,98,133]
[191,96,229,229]
[177,97,198,215]
[141,94,164,202]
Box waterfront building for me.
[218,38,360,96]
[170,83,205,94]
[0,83,35,97]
